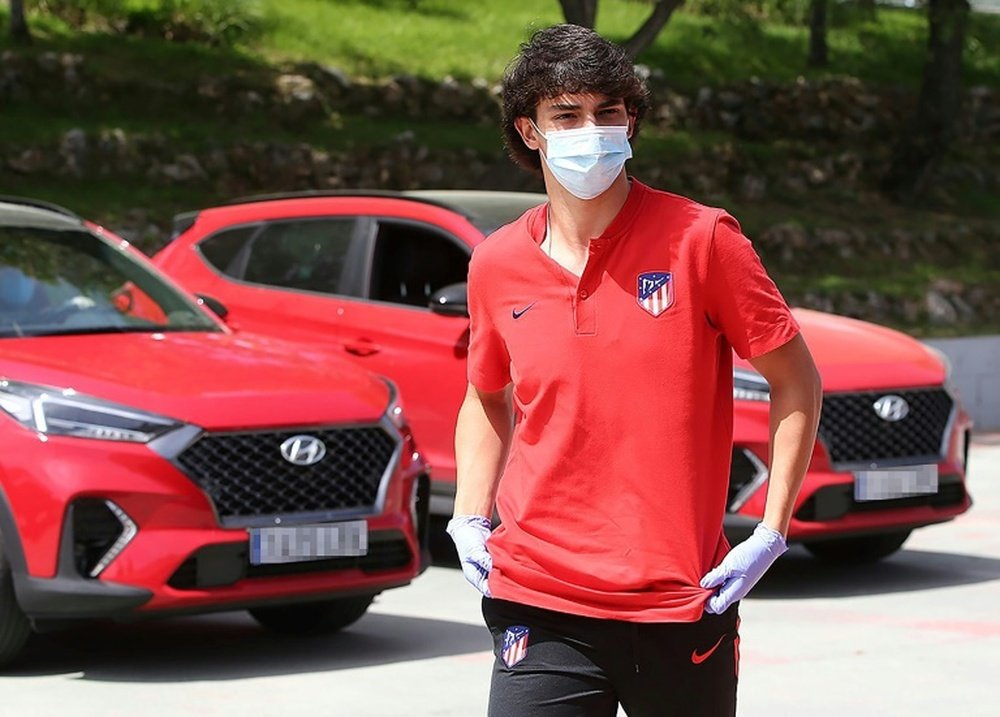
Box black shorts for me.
[482,597,739,717]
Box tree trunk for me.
[808,0,828,67]
[559,0,598,29]
[623,0,685,59]
[9,0,32,44]
[882,0,970,202]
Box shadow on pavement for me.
[8,610,491,683]
[751,545,1000,599]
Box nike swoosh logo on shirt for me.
[691,635,726,665]
[512,302,536,319]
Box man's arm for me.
[701,334,821,613]
[447,382,514,597]
[748,333,823,536]
[454,382,515,517]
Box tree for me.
[882,0,971,202]
[558,0,598,28]
[557,0,687,59]
[9,0,31,44]
[807,0,828,67]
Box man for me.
[448,24,822,716]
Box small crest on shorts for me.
[501,625,530,668]
[636,271,674,317]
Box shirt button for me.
[579,290,589,299]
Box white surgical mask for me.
[530,120,632,200]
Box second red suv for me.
[153,190,973,566]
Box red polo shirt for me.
[467,179,799,622]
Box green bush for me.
[30,0,266,46]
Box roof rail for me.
[220,189,474,221]
[0,196,82,221]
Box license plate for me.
[249,521,368,565]
[853,465,938,502]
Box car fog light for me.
[88,501,138,578]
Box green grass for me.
[5,1,1000,88]
[249,1,1000,89]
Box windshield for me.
[0,226,220,338]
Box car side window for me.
[239,218,362,295]
[197,225,258,277]
[369,220,470,308]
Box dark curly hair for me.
[501,24,650,173]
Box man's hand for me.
[446,515,493,597]
[700,523,787,614]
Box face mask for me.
[530,120,632,200]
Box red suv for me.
[153,190,973,565]
[0,198,430,667]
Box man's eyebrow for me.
[544,98,625,111]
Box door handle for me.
[344,339,381,356]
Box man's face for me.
[517,92,632,152]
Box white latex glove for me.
[446,514,493,597]
[700,522,787,614]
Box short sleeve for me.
[706,211,800,360]
[466,247,512,391]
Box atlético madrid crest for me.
[501,625,530,668]
[637,271,674,317]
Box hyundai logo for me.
[873,395,910,422]
[279,435,327,466]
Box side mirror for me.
[196,293,229,320]
[429,282,468,317]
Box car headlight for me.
[0,379,179,442]
[733,368,770,402]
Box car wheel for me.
[248,594,375,635]
[804,530,912,564]
[0,531,32,668]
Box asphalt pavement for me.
[3,436,998,717]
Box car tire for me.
[248,594,375,635]
[0,530,32,668]
[804,529,912,564]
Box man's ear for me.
[515,116,540,151]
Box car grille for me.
[176,425,398,525]
[818,388,954,467]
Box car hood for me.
[782,309,946,392]
[0,331,390,429]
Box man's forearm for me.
[453,384,514,517]
[750,335,823,536]
[762,384,821,535]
